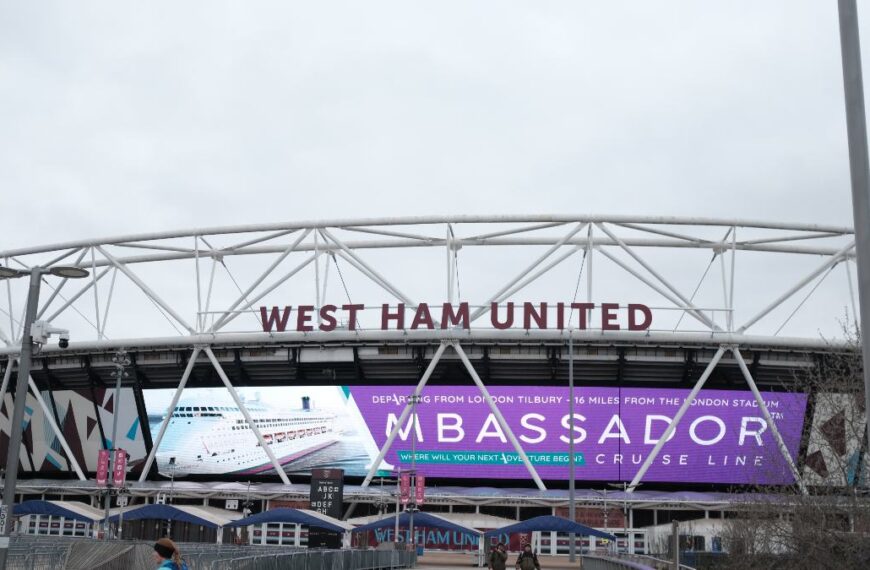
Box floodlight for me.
[0,267,25,279]
[48,266,90,279]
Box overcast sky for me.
[1,2,868,341]
[2,2,867,246]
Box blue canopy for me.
[484,515,616,541]
[225,508,348,533]
[106,504,222,529]
[352,512,479,536]
[13,500,103,523]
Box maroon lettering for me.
[260,306,292,332]
[342,304,364,330]
[601,303,620,330]
[523,302,548,329]
[491,302,514,329]
[628,303,653,331]
[570,303,593,329]
[410,303,435,330]
[319,304,338,332]
[296,305,315,332]
[262,300,650,332]
[381,303,405,329]
[441,302,470,329]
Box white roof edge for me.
[0,215,853,258]
[3,328,849,357]
[296,508,355,531]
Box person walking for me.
[489,542,508,570]
[515,543,540,570]
[153,538,189,570]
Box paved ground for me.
[416,551,583,570]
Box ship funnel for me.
[302,396,311,411]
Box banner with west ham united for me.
[145,384,807,485]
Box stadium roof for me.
[106,504,242,528]
[483,515,616,541]
[13,500,104,523]
[225,507,352,531]
[352,511,480,536]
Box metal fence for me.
[3,536,416,570]
[5,536,75,570]
[620,553,696,570]
[580,555,657,570]
[582,553,699,570]
[204,549,417,570]
[5,549,69,570]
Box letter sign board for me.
[112,449,127,487]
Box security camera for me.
[30,321,70,348]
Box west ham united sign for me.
[259,302,654,332]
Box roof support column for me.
[203,347,291,485]
[360,342,449,489]
[26,375,86,480]
[732,348,807,494]
[138,347,201,482]
[452,341,546,490]
[627,346,727,492]
[0,360,12,401]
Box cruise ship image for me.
[153,396,340,475]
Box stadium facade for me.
[0,216,865,554]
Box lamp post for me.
[837,0,870,477]
[167,457,176,538]
[394,468,401,544]
[408,394,422,552]
[102,350,130,539]
[568,330,576,562]
[607,482,630,554]
[0,265,89,570]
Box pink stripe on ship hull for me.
[235,440,339,475]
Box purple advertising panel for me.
[353,386,808,485]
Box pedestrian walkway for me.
[416,552,582,570]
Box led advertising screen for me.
[144,386,807,484]
[356,386,808,485]
[0,388,146,473]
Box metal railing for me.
[2,536,416,570]
[594,552,697,570]
[580,555,656,570]
[4,536,74,569]
[204,549,416,570]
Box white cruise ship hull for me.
[154,401,340,476]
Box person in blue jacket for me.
[153,538,188,570]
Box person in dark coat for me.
[489,542,508,570]
[515,544,541,570]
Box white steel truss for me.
[137,347,293,485]
[0,216,854,354]
[626,344,808,494]
[359,341,546,491]
[0,216,858,490]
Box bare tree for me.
[720,325,870,569]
